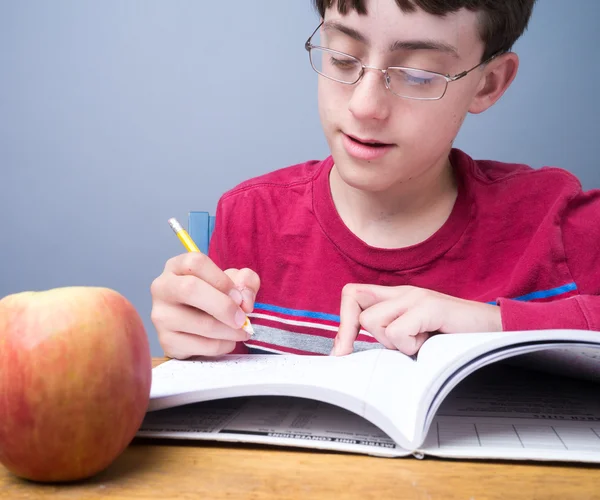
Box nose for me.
[348,67,391,122]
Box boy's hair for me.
[313,0,537,62]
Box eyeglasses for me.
[305,22,501,101]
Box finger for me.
[159,331,237,360]
[152,303,250,342]
[334,284,363,356]
[225,268,261,313]
[385,308,433,355]
[165,252,236,296]
[347,284,417,310]
[335,284,425,356]
[159,273,247,330]
[358,298,410,350]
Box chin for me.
[331,150,400,193]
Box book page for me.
[138,395,407,458]
[409,330,600,443]
[148,349,417,447]
[149,351,381,407]
[420,362,600,463]
[360,349,429,447]
[415,330,600,378]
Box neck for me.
[329,155,458,249]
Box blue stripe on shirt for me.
[254,302,341,322]
[486,282,578,304]
[257,282,578,321]
[512,282,577,301]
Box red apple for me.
[0,286,152,482]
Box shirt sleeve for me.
[498,188,600,332]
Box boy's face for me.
[317,0,495,193]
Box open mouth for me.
[347,135,392,148]
[342,133,394,161]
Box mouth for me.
[342,133,395,161]
[346,134,393,148]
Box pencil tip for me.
[242,318,254,336]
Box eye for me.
[329,56,360,70]
[402,69,435,86]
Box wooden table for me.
[1,358,599,500]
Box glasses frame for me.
[305,21,502,101]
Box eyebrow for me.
[322,20,459,58]
[390,39,459,57]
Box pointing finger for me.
[333,284,363,356]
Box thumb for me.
[224,268,261,313]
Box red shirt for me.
[209,149,600,355]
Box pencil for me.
[167,217,254,336]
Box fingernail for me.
[241,288,254,306]
[235,308,246,328]
[228,289,243,306]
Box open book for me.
[137,329,600,463]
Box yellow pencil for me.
[167,217,254,336]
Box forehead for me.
[323,0,483,59]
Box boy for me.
[150,0,600,359]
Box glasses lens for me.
[387,68,447,100]
[310,47,361,84]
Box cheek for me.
[317,80,329,123]
[396,98,467,149]
[318,79,351,128]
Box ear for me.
[468,52,519,114]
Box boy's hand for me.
[150,252,260,359]
[333,284,502,356]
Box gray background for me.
[1,1,598,356]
